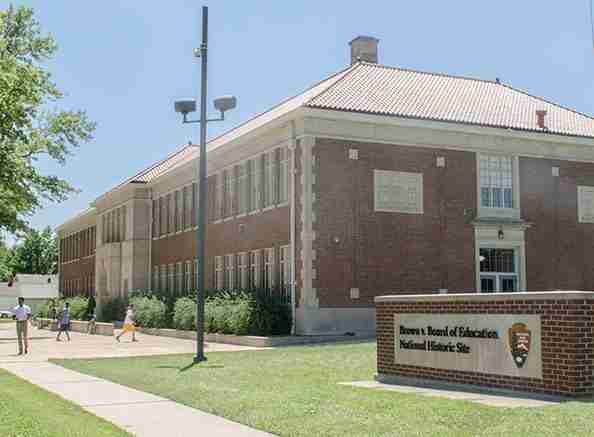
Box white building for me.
[0,274,59,314]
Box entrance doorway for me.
[479,248,518,293]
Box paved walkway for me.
[0,322,258,363]
[0,322,273,436]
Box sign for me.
[578,186,594,223]
[394,314,542,378]
[374,170,423,214]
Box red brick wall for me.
[520,157,594,290]
[314,138,477,308]
[376,297,594,397]
[60,256,95,297]
[151,172,290,289]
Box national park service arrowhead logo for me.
[508,323,531,368]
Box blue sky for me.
[6,0,594,239]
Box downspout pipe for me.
[288,120,297,335]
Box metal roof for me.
[307,62,594,138]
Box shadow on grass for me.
[155,362,224,372]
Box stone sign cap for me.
[374,291,594,303]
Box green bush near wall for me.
[36,296,90,320]
[98,297,128,323]
[129,296,168,328]
[173,291,291,336]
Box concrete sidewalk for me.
[0,322,274,436]
[2,361,273,436]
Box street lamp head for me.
[213,95,237,114]
[174,99,197,115]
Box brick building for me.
[57,37,594,334]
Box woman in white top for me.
[116,304,138,342]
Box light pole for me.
[174,5,236,363]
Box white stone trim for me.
[375,290,594,303]
[475,153,521,221]
[474,225,527,293]
[301,109,594,163]
[299,136,319,308]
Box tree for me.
[0,5,95,235]
[9,226,57,275]
[0,235,12,281]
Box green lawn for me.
[0,369,129,437]
[54,343,594,437]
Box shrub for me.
[249,292,292,336]
[37,297,90,321]
[173,297,196,330]
[98,296,128,322]
[130,296,168,328]
[36,299,57,318]
[175,290,291,336]
[86,295,96,319]
[66,296,89,320]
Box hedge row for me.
[37,296,95,321]
[99,290,292,336]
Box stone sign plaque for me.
[394,313,542,378]
[578,186,594,223]
[374,170,423,214]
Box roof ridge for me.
[359,61,499,85]
[205,63,356,147]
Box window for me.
[480,155,513,209]
[175,262,183,295]
[152,199,159,238]
[215,256,224,289]
[249,159,261,212]
[184,186,192,230]
[168,193,174,233]
[225,254,235,290]
[263,248,275,290]
[479,248,518,292]
[152,266,159,292]
[238,253,248,289]
[121,206,127,241]
[160,197,166,236]
[192,183,198,227]
[280,245,290,292]
[237,163,249,215]
[214,173,222,221]
[279,147,289,204]
[223,169,234,218]
[249,250,261,289]
[264,151,277,207]
[185,260,192,293]
[160,265,167,293]
[176,190,183,232]
[168,264,175,294]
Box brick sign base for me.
[375,291,594,398]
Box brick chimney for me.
[536,110,548,129]
[349,36,379,65]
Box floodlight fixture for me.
[174,99,197,115]
[213,95,237,114]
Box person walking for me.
[56,302,71,342]
[116,304,138,342]
[12,297,31,355]
[87,311,97,335]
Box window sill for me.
[477,207,520,221]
